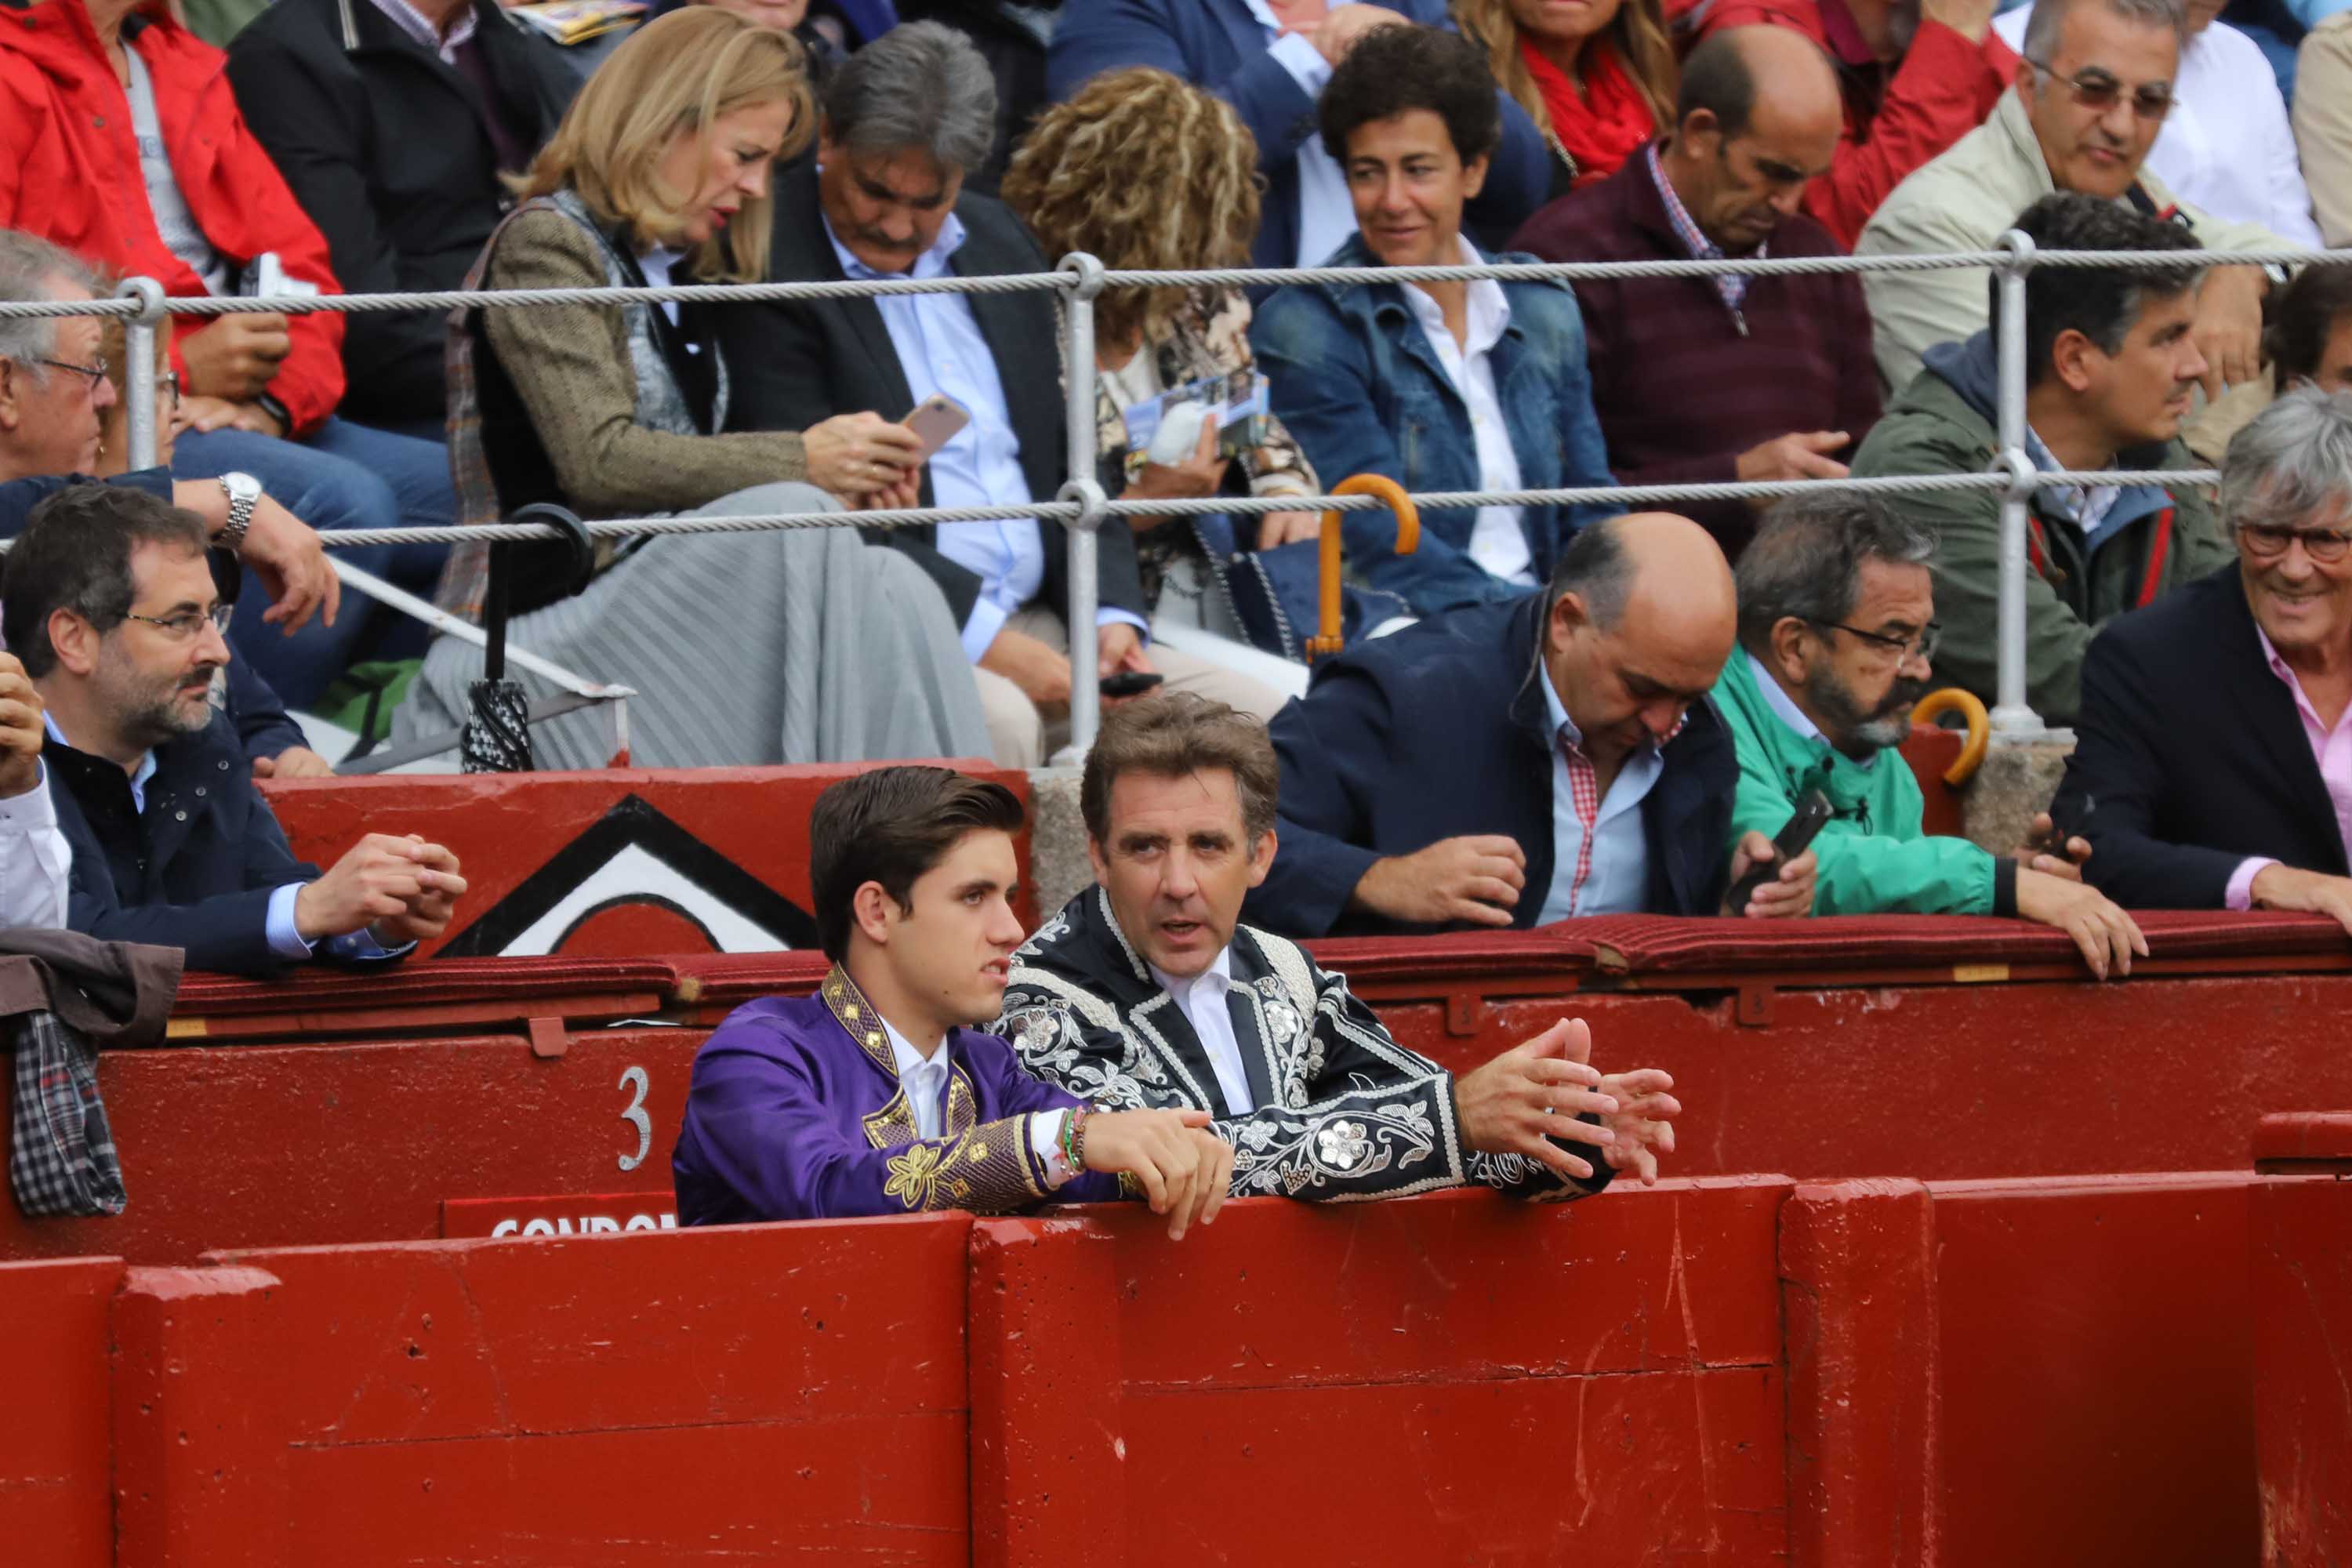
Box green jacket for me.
[1713,650,2017,917]
[1848,333,2232,726]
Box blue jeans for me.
[175,418,454,708]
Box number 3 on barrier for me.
[617,1065,652,1172]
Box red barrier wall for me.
[1784,1173,2258,1568]
[967,1179,1792,1566]
[264,761,1027,959]
[2250,1116,2352,1563]
[110,1215,972,1568]
[0,1256,122,1568]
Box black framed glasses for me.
[31,354,110,393]
[1809,618,1940,662]
[159,368,180,412]
[2239,521,2352,564]
[2023,55,2174,120]
[121,603,233,642]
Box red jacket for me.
[0,0,346,434]
[1671,0,2017,250]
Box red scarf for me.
[1519,32,1659,188]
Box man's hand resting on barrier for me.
[1454,1018,1621,1181]
[1351,835,1526,927]
[2249,864,2352,936]
[2014,869,2145,979]
[295,833,467,948]
[1080,1107,1234,1240]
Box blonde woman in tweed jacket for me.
[394,9,989,770]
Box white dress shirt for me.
[1537,659,1664,924]
[880,1012,1075,1182]
[0,765,71,931]
[1243,0,1364,267]
[1398,239,1537,587]
[1146,946,1256,1115]
[1748,652,1878,770]
[822,211,1146,661]
[1995,10,2322,245]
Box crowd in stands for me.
[6,0,2352,1224]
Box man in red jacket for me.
[0,0,456,710]
[1671,0,2018,249]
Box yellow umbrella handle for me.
[1307,474,1419,661]
[1911,687,1990,786]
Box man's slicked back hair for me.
[1081,690,1279,846]
[1988,192,2205,389]
[2021,0,2187,67]
[823,19,996,176]
[808,765,1025,961]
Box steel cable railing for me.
[79,236,2352,753]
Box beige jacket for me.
[1855,86,2289,391]
[2296,13,2352,247]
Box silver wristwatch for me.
[217,470,261,553]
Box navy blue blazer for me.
[1244,594,1739,937]
[1044,0,1549,271]
[42,709,326,977]
[2057,567,2350,909]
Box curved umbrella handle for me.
[1911,687,1991,786]
[1308,474,1418,661]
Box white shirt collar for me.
[366,0,477,62]
[820,203,968,283]
[1539,656,1581,749]
[1396,237,1511,358]
[1147,944,1234,1005]
[1748,651,1825,744]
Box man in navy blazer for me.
[1244,512,1818,938]
[0,485,466,977]
[1045,0,1549,271]
[2057,389,2352,925]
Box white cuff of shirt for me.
[0,760,55,827]
[2225,856,2279,912]
[1096,608,1149,645]
[1031,1109,1080,1189]
[1266,27,1334,96]
[266,882,319,960]
[961,596,1011,666]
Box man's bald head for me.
[1667,27,1843,251]
[1543,515,1737,769]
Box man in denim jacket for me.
[1251,24,1616,619]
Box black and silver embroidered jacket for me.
[996,887,1610,1203]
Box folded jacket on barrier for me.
[0,926,183,1218]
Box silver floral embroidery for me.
[1315,1120,1372,1171]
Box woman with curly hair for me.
[1004,67,1341,680]
[1454,0,1677,198]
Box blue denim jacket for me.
[1249,233,1616,617]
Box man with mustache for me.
[2058,389,2352,931]
[0,485,464,977]
[1856,0,2289,397]
[1715,492,2146,975]
[1849,192,2234,725]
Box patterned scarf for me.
[1519,32,1658,189]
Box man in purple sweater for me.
[1512,26,1883,559]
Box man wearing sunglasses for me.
[0,485,465,976]
[2059,389,2352,928]
[1715,492,2147,975]
[1857,0,2290,397]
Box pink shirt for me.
[2224,626,2352,909]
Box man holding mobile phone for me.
[1716,494,2145,978]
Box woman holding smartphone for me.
[395,7,987,770]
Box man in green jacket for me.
[1716,492,2147,977]
[1850,191,2236,727]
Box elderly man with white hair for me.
[2058,387,2352,926]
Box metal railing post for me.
[114,278,167,474]
[1990,230,2045,737]
[1056,252,1109,756]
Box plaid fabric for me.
[8,1010,127,1218]
[1557,710,1690,916]
[1646,142,1766,317]
[436,198,522,624]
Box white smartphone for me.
[905,394,971,459]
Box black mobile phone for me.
[2034,795,2092,858]
[1726,788,1833,913]
[1099,670,1166,699]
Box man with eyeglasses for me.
[0,485,465,976]
[1856,0,2290,396]
[2059,388,2352,927]
[1850,192,2234,725]
[1715,492,2146,974]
